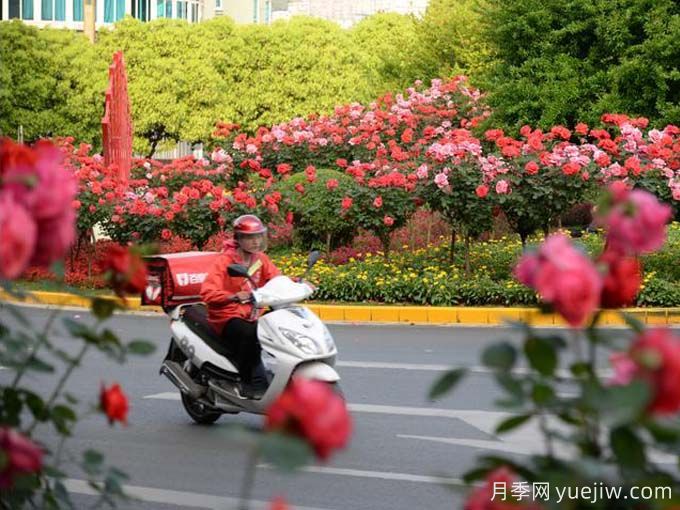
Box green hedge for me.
[271,223,680,307]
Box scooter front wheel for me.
[181,392,222,425]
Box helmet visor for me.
[236,232,267,253]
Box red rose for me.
[0,428,43,489]
[100,383,129,425]
[524,161,539,175]
[276,163,292,175]
[475,185,489,198]
[611,329,680,416]
[270,496,289,510]
[465,466,543,510]
[341,197,353,210]
[598,250,641,308]
[101,245,148,296]
[265,379,351,461]
[325,179,339,191]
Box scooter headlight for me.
[279,327,318,354]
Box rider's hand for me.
[234,291,252,303]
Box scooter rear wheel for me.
[180,361,222,425]
[181,392,222,425]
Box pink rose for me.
[598,187,671,255]
[30,208,76,267]
[434,172,449,190]
[495,180,509,194]
[325,179,339,191]
[515,234,602,327]
[383,215,394,227]
[373,196,383,208]
[3,141,76,221]
[341,197,353,210]
[0,193,37,279]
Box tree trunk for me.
[464,232,471,276]
[449,229,456,264]
[426,213,433,246]
[380,232,391,261]
[326,232,332,256]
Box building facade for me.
[282,0,429,27]
[0,0,207,28]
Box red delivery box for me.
[142,251,220,309]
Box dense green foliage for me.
[2,0,677,149]
[480,0,680,130]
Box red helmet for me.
[233,215,267,236]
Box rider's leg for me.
[222,318,267,398]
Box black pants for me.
[221,318,261,383]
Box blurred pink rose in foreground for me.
[597,186,671,255]
[266,378,352,461]
[515,234,602,327]
[0,427,43,489]
[610,328,680,416]
[0,193,37,279]
[0,138,76,278]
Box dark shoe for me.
[239,381,267,400]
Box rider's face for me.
[238,233,266,253]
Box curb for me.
[3,290,680,326]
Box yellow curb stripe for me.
[3,291,680,326]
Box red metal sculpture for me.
[102,51,133,184]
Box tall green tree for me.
[480,0,680,130]
[226,16,373,132]
[416,0,494,81]
[0,22,105,146]
[350,12,424,96]
[97,17,228,155]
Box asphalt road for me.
[0,305,648,510]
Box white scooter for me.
[159,251,341,424]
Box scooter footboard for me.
[293,361,340,382]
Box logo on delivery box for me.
[175,272,208,287]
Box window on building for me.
[175,0,186,19]
[156,0,171,17]
[72,0,83,20]
[214,0,220,10]
[190,1,196,21]
[41,0,66,20]
[132,0,148,20]
[252,0,258,22]
[104,0,125,22]
[9,0,34,19]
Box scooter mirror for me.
[227,264,250,278]
[307,250,321,269]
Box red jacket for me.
[200,241,280,333]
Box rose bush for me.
[1,140,157,509]
[431,188,680,509]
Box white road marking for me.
[62,478,331,510]
[259,464,461,486]
[338,360,613,378]
[143,393,508,422]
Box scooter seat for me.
[181,304,235,360]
